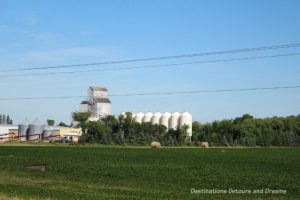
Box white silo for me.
[134,112,144,123]
[169,112,181,129]
[143,112,153,123]
[179,112,193,138]
[28,119,45,141]
[160,112,171,129]
[18,119,29,141]
[151,112,162,124]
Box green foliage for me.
[75,113,300,147]
[0,114,13,124]
[58,122,69,127]
[192,114,300,147]
[72,112,91,133]
[47,119,55,126]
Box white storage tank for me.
[179,112,193,137]
[143,112,153,123]
[18,119,29,141]
[169,112,181,129]
[28,119,45,141]
[134,112,144,123]
[160,112,171,129]
[42,126,54,139]
[151,112,162,124]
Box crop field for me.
[0,146,299,200]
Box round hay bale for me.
[201,142,209,148]
[150,141,161,148]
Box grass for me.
[0,145,299,200]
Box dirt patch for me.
[0,155,14,158]
[26,165,47,172]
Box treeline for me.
[0,114,13,124]
[72,112,300,147]
[72,112,188,146]
[192,114,300,147]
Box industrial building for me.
[79,86,112,121]
[0,119,81,143]
[120,112,193,140]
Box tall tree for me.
[72,112,91,134]
[47,119,55,126]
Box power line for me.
[1,52,299,78]
[0,85,299,100]
[1,43,300,73]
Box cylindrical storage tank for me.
[151,112,162,124]
[42,127,54,139]
[160,112,171,129]
[179,112,193,137]
[169,112,181,129]
[18,119,29,141]
[143,112,153,123]
[134,112,144,123]
[28,119,45,141]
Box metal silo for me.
[42,126,54,139]
[151,112,162,125]
[143,112,153,123]
[179,112,193,137]
[134,112,144,123]
[18,119,29,141]
[160,112,171,129]
[28,119,45,141]
[169,112,181,130]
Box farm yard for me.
[0,146,299,200]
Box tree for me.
[6,115,10,124]
[72,112,91,134]
[86,121,111,144]
[47,119,55,126]
[2,115,6,124]
[59,122,68,127]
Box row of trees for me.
[192,114,300,147]
[0,114,13,124]
[72,112,300,147]
[72,112,189,146]
[46,119,68,127]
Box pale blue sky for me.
[0,0,300,124]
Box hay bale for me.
[201,142,209,148]
[150,141,161,148]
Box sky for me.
[0,0,300,124]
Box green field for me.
[0,146,299,200]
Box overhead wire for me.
[0,85,299,101]
[0,43,300,73]
[0,52,299,78]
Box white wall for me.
[96,103,111,117]
[0,125,18,135]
